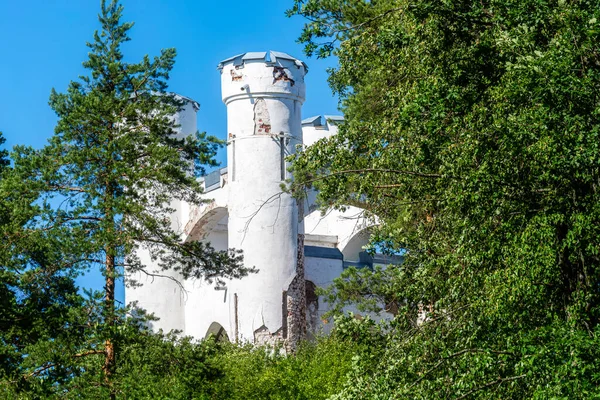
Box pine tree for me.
[11,1,247,396]
[0,133,7,169]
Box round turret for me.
[219,51,308,345]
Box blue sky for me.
[0,0,339,301]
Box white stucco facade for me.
[126,51,393,344]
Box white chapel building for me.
[126,51,396,347]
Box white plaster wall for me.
[340,229,371,261]
[205,228,228,251]
[304,256,344,335]
[306,256,395,336]
[123,63,392,342]
[127,248,187,333]
[170,99,200,233]
[184,277,233,340]
[171,99,198,140]
[302,123,338,147]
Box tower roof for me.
[173,93,200,111]
[302,115,344,127]
[217,51,308,72]
[129,92,200,111]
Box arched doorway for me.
[205,322,230,342]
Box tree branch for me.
[299,168,458,188]
[455,374,526,400]
[410,348,517,388]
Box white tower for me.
[218,51,307,345]
[126,95,199,333]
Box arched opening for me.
[184,204,228,243]
[205,322,230,342]
[340,226,405,270]
[340,227,372,261]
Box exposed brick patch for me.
[230,69,243,81]
[273,66,295,86]
[253,98,271,134]
[253,325,285,347]
[284,234,306,353]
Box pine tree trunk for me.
[104,249,116,400]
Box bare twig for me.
[240,192,285,244]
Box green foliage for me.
[38,328,225,400]
[21,0,246,287]
[210,333,359,400]
[2,316,222,399]
[290,0,600,397]
[114,333,222,400]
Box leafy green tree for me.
[289,0,600,398]
[7,1,248,397]
[0,132,88,397]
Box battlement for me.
[217,51,308,71]
[218,51,307,105]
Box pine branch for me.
[23,349,106,380]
